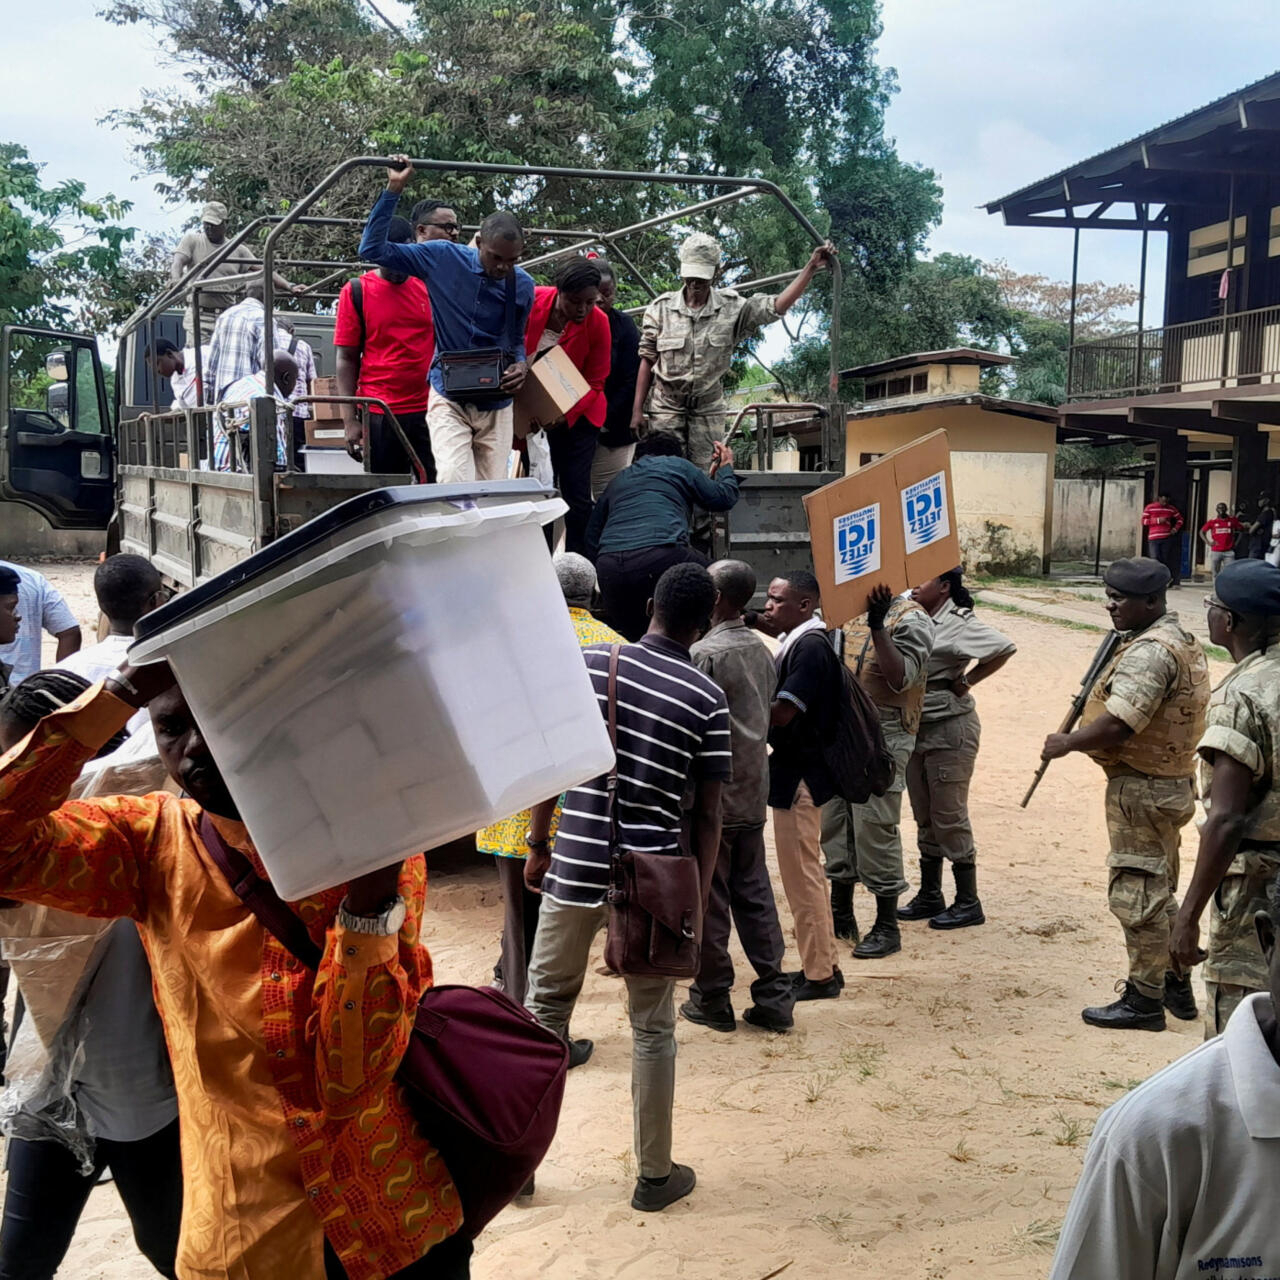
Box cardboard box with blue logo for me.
[803,429,960,627]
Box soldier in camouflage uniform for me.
[1170,558,1280,1037]
[632,233,834,549]
[1042,557,1208,1032]
[821,583,935,959]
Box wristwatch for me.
[338,895,407,936]
[525,830,551,851]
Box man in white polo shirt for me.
[1050,868,1280,1278]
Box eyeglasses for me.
[427,221,460,233]
[1204,596,1225,611]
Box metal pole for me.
[1135,216,1148,391]
[1067,228,1080,397]
[594,238,658,301]
[1093,471,1107,576]
[1222,172,1237,385]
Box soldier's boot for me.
[852,894,902,959]
[898,857,945,920]
[1081,980,1166,1032]
[930,862,986,931]
[831,880,859,941]
[1162,970,1199,1021]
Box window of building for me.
[912,372,928,394]
[1187,216,1247,277]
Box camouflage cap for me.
[678,232,721,281]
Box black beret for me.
[1214,558,1280,616]
[0,567,19,597]
[1103,556,1170,596]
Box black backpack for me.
[797,630,894,804]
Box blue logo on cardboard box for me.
[901,471,950,554]
[833,502,881,585]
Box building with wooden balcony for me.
[986,72,1280,575]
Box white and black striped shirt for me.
[543,635,732,908]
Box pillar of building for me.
[1230,428,1270,507]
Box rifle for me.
[1021,629,1123,809]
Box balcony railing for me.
[1068,304,1280,400]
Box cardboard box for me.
[803,429,959,627]
[513,346,589,438]
[304,374,347,448]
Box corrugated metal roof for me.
[985,70,1280,213]
[841,347,1014,380]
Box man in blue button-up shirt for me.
[360,156,535,482]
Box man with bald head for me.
[681,560,794,1033]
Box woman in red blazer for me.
[524,258,611,555]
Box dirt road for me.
[22,580,1224,1278]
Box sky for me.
[2,0,1278,325]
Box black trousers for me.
[369,410,437,483]
[324,1232,472,1278]
[690,825,794,1020]
[0,1118,183,1280]
[546,422,598,556]
[495,854,542,1007]
[1150,535,1182,583]
[596,543,709,641]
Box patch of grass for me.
[994,985,1032,1001]
[950,1043,970,1060]
[975,598,1107,633]
[840,1041,886,1079]
[1102,1076,1145,1092]
[947,1138,977,1164]
[781,1145,810,1164]
[1013,1218,1061,1252]
[1052,1111,1087,1147]
[812,1210,855,1243]
[804,1070,841,1104]
[1020,918,1081,939]
[612,1147,636,1180]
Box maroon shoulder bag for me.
[199,814,568,1239]
[599,643,704,980]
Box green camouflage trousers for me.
[1204,849,1280,1037]
[646,387,726,552]
[1104,774,1195,1000]
[821,713,915,897]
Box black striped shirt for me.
[543,635,732,907]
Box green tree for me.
[0,144,137,382]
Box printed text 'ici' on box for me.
[802,429,959,627]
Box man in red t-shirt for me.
[1141,493,1185,586]
[334,215,439,480]
[1200,502,1246,578]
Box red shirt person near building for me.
[1201,501,1246,576]
[334,214,437,481]
[1141,493,1185,585]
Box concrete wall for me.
[1051,479,1143,563]
[0,501,105,559]
[845,403,1057,575]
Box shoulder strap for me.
[287,334,298,356]
[605,644,621,848]
[199,813,322,970]
[351,276,365,343]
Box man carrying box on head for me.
[360,157,534,484]
[631,232,835,551]
[0,659,471,1278]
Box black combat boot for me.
[830,880,858,941]
[1163,970,1199,1021]
[930,862,985,930]
[853,894,902,959]
[1081,980,1166,1031]
[898,857,945,920]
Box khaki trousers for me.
[524,895,677,1179]
[771,781,840,982]
[426,388,513,483]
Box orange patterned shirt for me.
[0,686,462,1280]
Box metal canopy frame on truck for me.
[119,155,843,454]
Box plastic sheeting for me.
[0,721,175,1170]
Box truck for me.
[1,157,847,591]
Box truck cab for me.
[1,325,115,532]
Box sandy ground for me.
[8,566,1232,1278]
